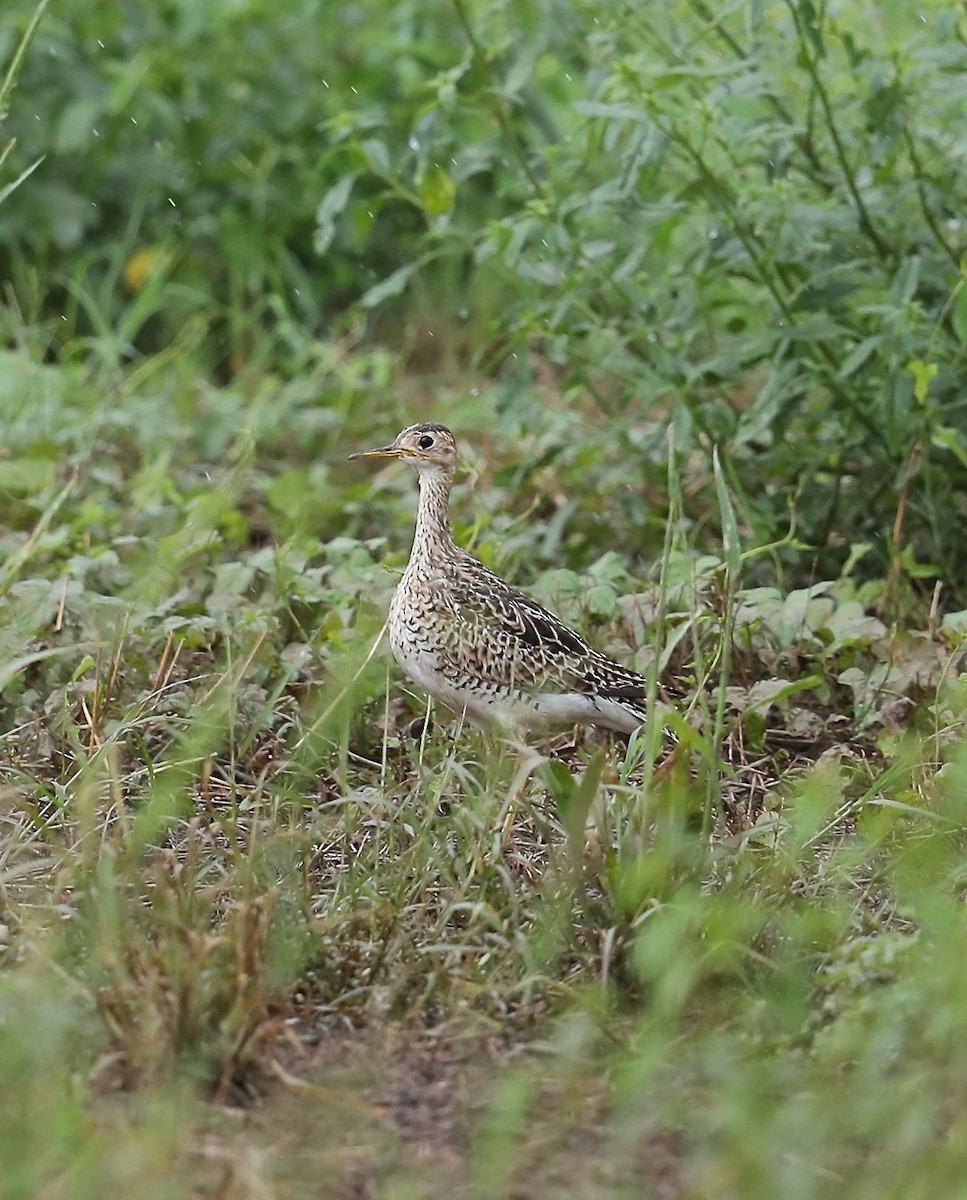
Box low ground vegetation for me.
[3,2,967,1197]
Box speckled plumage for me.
[350,423,650,734]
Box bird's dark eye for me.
[418,434,435,449]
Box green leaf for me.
[837,336,882,380]
[899,544,941,579]
[713,447,741,578]
[951,284,967,346]
[797,0,825,57]
[573,101,646,121]
[907,359,938,406]
[358,262,420,309]
[0,457,56,494]
[314,174,356,255]
[931,425,967,470]
[890,256,920,306]
[71,654,95,682]
[744,676,823,712]
[542,750,604,856]
[539,759,574,807]
[840,543,873,577]
[418,164,456,217]
[361,139,390,176]
[54,97,103,154]
[941,610,967,635]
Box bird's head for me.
[349,422,457,478]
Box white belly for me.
[391,639,641,733]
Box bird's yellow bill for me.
[348,445,412,461]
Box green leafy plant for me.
[0,0,48,206]
[4,3,967,1197]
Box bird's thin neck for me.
[410,469,457,563]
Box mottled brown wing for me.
[441,559,647,704]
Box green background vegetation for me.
[2,1,967,1196]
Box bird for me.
[349,422,654,735]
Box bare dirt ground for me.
[197,1020,686,1200]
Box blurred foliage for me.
[5,2,967,1197]
[4,0,967,593]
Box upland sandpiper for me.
[350,423,652,734]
